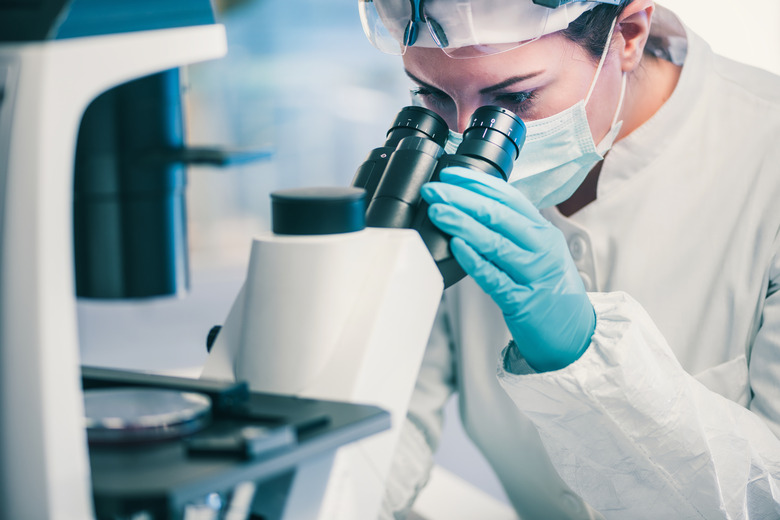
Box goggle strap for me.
[533,0,620,7]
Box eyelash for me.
[410,87,538,115]
[494,91,538,114]
[410,86,451,110]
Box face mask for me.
[445,17,624,209]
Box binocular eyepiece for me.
[352,105,526,288]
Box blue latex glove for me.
[421,166,596,372]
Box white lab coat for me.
[382,6,780,520]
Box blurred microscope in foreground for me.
[0,1,226,517]
[0,1,389,519]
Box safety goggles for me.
[359,0,620,59]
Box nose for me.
[456,112,471,134]
[455,103,482,134]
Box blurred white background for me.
[77,0,780,509]
[662,0,780,74]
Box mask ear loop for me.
[585,15,618,104]
[610,72,627,128]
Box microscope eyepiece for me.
[456,105,526,181]
[385,106,449,148]
[463,105,525,155]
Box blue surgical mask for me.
[445,17,624,209]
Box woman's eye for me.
[410,87,453,112]
[494,90,537,115]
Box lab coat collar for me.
[564,6,711,206]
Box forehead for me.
[402,32,581,85]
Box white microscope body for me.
[0,4,442,519]
[203,222,443,519]
[0,19,226,520]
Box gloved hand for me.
[420,166,596,372]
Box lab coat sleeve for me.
[498,291,780,520]
[379,297,457,519]
[748,243,780,439]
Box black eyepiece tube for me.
[351,106,448,203]
[365,136,444,229]
[384,106,449,148]
[457,106,524,179]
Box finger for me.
[429,203,548,284]
[437,166,548,226]
[450,237,535,311]
[422,182,550,252]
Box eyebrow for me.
[404,69,544,96]
[478,72,544,94]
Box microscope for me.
[0,1,391,519]
[0,1,227,518]
[202,105,525,520]
[0,0,520,518]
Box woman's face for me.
[402,32,625,141]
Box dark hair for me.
[561,0,632,59]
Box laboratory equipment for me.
[73,66,273,299]
[83,366,389,520]
[351,105,450,202]
[202,186,444,520]
[83,387,214,444]
[73,68,193,299]
[353,104,526,287]
[0,1,227,517]
[0,1,393,517]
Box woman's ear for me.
[616,0,655,72]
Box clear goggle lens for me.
[358,0,551,59]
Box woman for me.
[360,0,780,518]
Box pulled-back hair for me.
[561,0,632,59]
